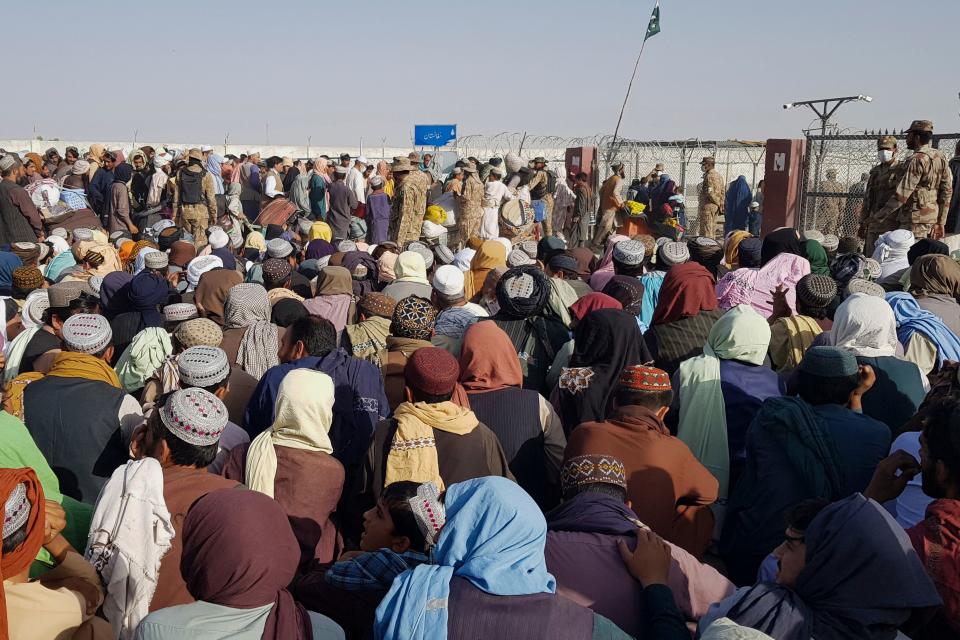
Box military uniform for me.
[389,161,429,246]
[860,136,903,256]
[876,120,953,239]
[697,157,724,239]
[456,171,484,246]
[817,172,844,236]
[173,150,218,246]
[527,162,554,236]
[592,165,625,250]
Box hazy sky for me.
[5,0,959,146]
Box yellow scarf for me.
[384,401,478,490]
[769,315,823,373]
[309,221,333,241]
[2,372,45,420]
[47,352,121,388]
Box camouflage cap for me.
[654,163,665,171]
[908,120,933,133]
[701,156,715,164]
[391,158,414,172]
[877,135,897,150]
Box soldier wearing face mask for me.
[859,135,903,255]
[874,120,952,241]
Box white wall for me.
[0,139,418,162]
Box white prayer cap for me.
[432,265,465,297]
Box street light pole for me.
[783,95,872,229]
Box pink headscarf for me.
[715,253,811,318]
[313,157,332,184]
[302,266,354,331]
[376,160,390,182]
[589,234,630,291]
[378,250,398,283]
[229,157,241,184]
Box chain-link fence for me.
[798,131,960,237]
[603,139,766,230]
[453,133,767,232]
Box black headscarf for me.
[602,275,644,316]
[282,165,300,192]
[556,309,648,431]
[907,238,950,266]
[760,228,803,266]
[158,226,184,252]
[495,265,551,318]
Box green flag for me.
[644,4,661,41]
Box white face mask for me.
[878,150,893,163]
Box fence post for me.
[679,146,688,197]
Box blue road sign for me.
[414,125,457,146]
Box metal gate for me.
[798,131,960,237]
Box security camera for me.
[783,103,794,110]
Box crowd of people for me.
[0,138,958,639]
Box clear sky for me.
[5,0,959,146]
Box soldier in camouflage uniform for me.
[526,157,554,237]
[456,163,484,247]
[874,120,953,240]
[697,156,724,239]
[388,158,428,246]
[859,135,904,256]
[817,168,844,236]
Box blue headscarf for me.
[638,270,665,331]
[0,252,23,292]
[128,272,169,327]
[717,494,940,640]
[207,153,226,195]
[886,291,960,366]
[44,251,76,283]
[724,176,752,234]
[375,477,555,640]
[112,162,133,184]
[649,173,673,212]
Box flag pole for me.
[609,0,660,162]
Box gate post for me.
[761,139,806,235]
